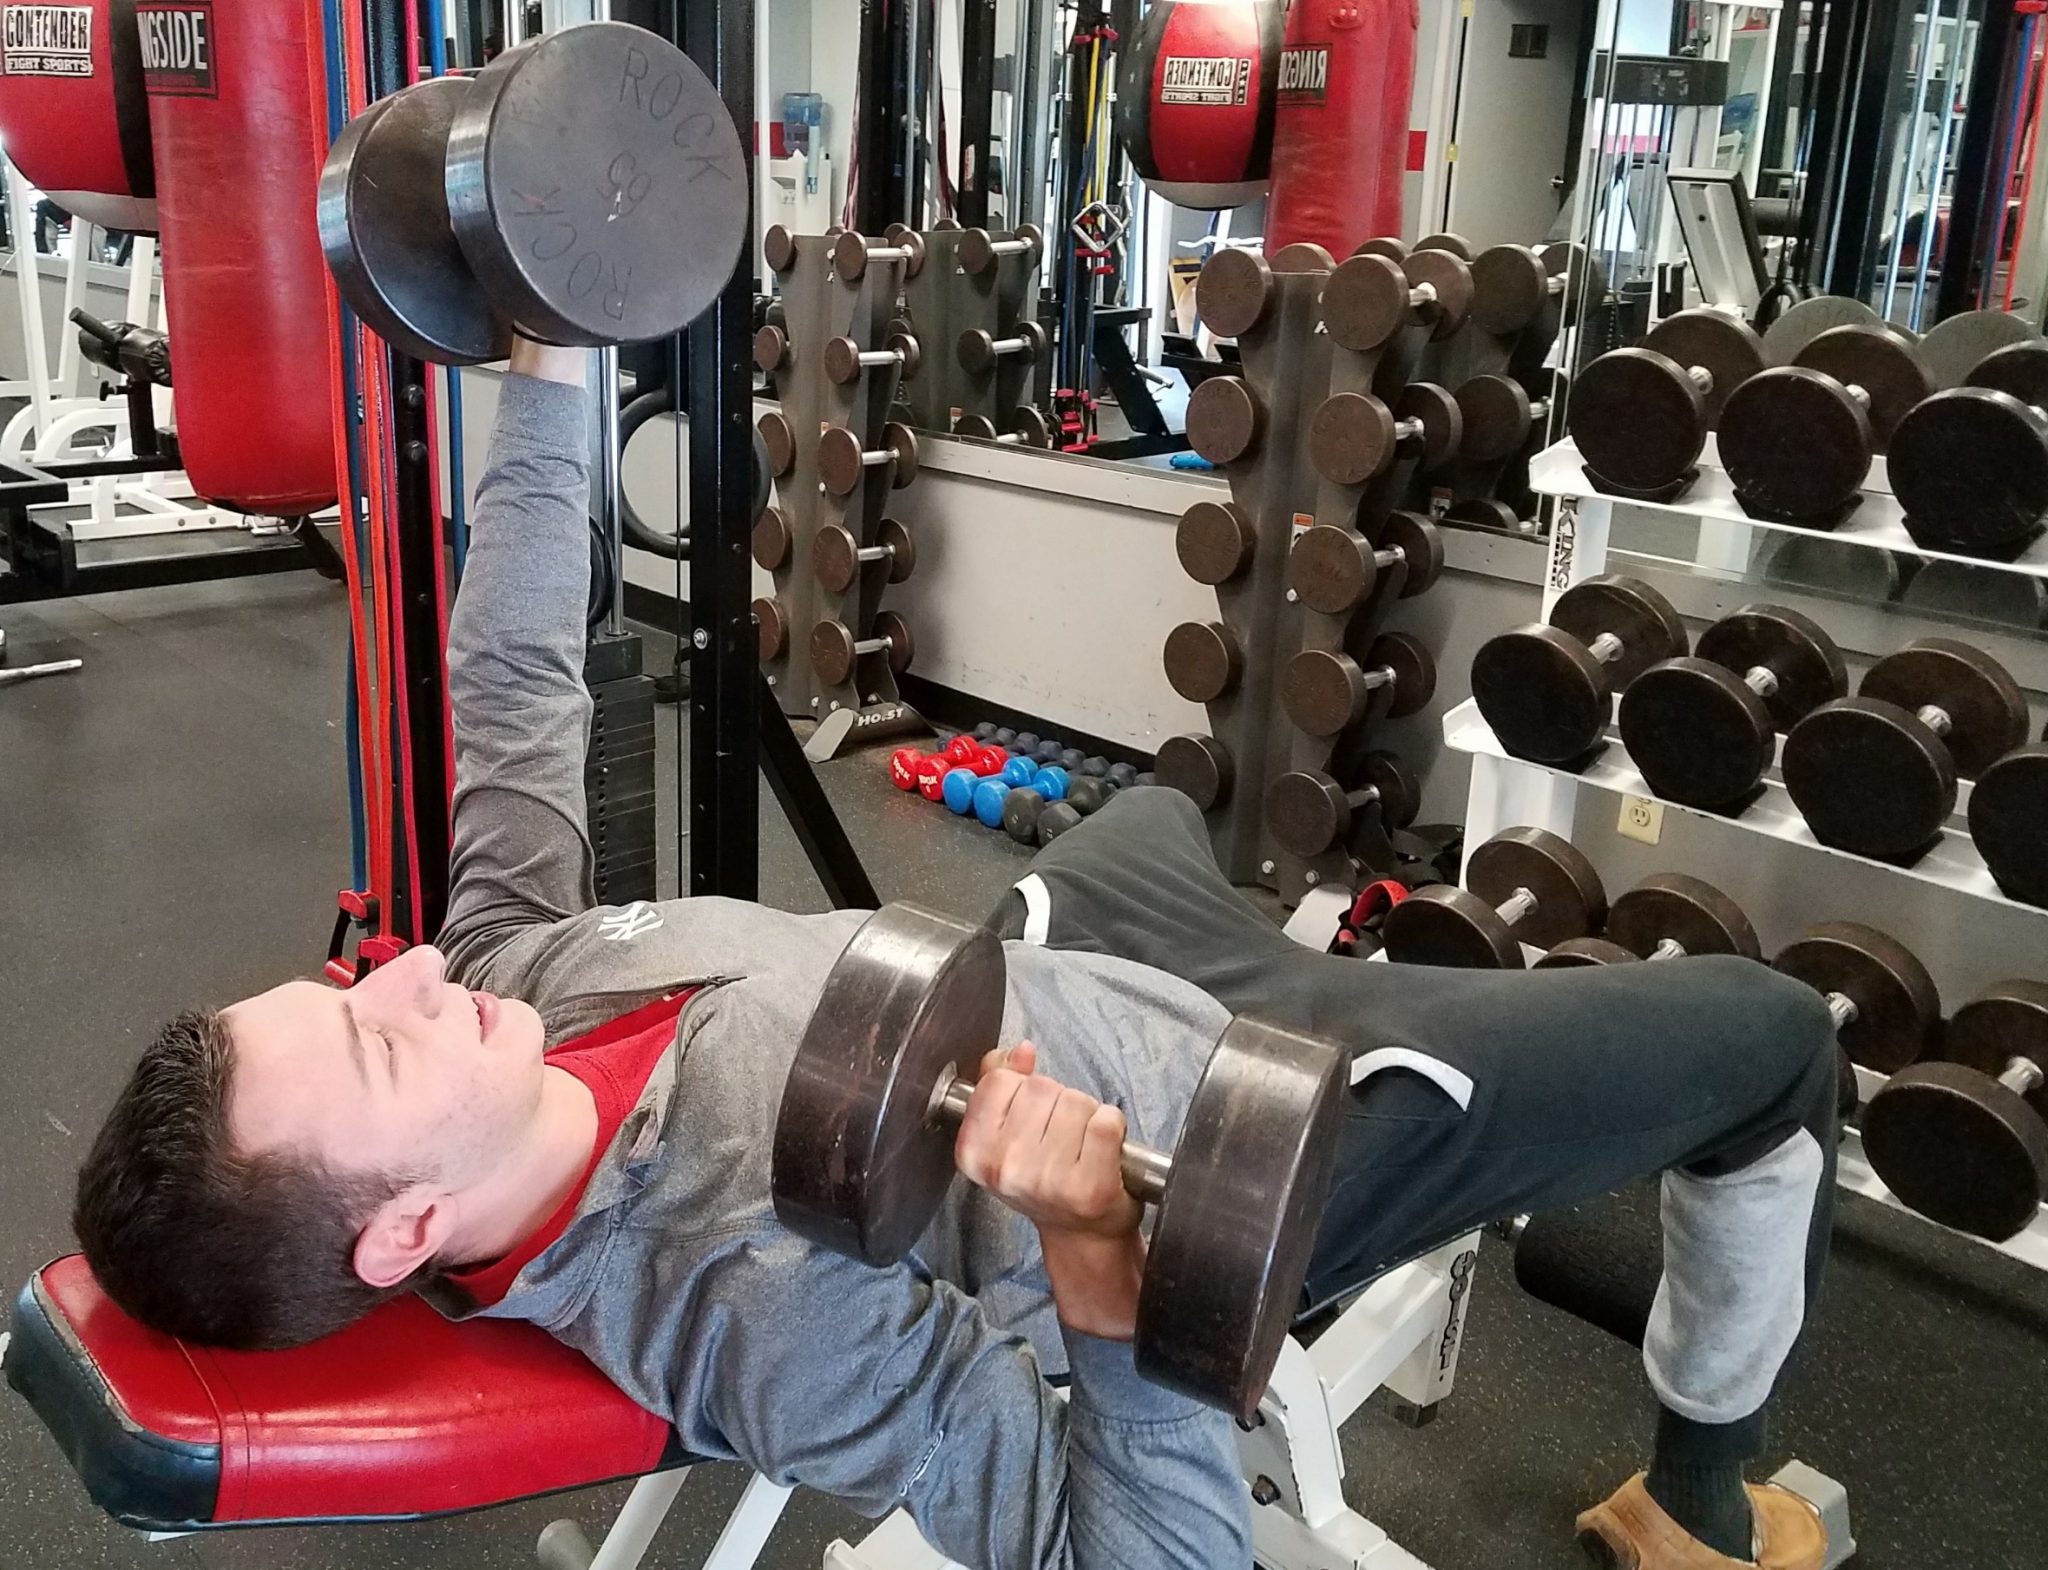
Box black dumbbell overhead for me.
[317,27,749,365]
[1382,827,1607,968]
[1568,310,1764,494]
[1718,325,1935,523]
[1619,605,1847,812]
[1782,638,2029,861]
[1264,752,1420,859]
[958,320,1050,375]
[1862,980,2048,1240]
[1534,873,1759,968]
[1472,575,1688,766]
[1888,340,2048,553]
[770,904,1346,1418]
[1288,512,1444,614]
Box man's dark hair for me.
[74,1009,420,1350]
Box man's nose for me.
[371,943,447,1014]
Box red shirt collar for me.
[445,989,695,1306]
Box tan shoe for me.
[1575,1472,1826,1570]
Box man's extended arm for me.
[438,343,599,981]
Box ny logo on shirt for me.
[599,901,664,942]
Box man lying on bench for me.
[67,338,1841,1570]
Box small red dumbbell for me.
[971,744,1008,776]
[941,734,982,766]
[916,754,949,801]
[889,746,926,791]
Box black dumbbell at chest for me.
[1718,325,1935,524]
[1472,575,1688,766]
[1782,638,2029,861]
[1382,827,1607,968]
[1862,979,2048,1240]
[771,904,1346,1419]
[1888,340,2048,553]
[1265,752,1420,858]
[1535,873,1759,968]
[1619,604,1847,812]
[1568,311,1765,495]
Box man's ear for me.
[352,1189,457,1290]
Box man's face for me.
[222,946,548,1188]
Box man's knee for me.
[1675,955,1839,1168]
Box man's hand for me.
[507,333,591,387]
[954,1043,1148,1341]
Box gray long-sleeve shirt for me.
[427,372,1253,1568]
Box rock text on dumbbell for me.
[512,189,633,321]
[618,46,740,178]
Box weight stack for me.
[896,222,1048,438]
[1156,240,1450,906]
[585,632,657,906]
[753,226,922,723]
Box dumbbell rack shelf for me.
[1443,699,2045,918]
[1444,701,2048,1270]
[1528,437,2048,581]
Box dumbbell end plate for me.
[1862,1063,2048,1241]
[772,905,1006,1267]
[1136,1017,1345,1421]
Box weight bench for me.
[7,1236,1483,1570]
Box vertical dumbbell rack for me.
[1158,244,1446,907]
[896,223,1046,436]
[1435,440,2048,1272]
[755,229,920,728]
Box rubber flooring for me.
[1,573,2043,1569]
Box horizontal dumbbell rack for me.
[1425,431,2048,1273]
[895,223,1044,438]
[1163,245,1447,908]
[757,231,918,725]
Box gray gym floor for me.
[2,572,2044,1570]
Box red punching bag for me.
[0,0,155,231]
[1116,0,1283,209]
[140,0,336,514]
[1267,0,1417,255]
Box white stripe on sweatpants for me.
[1643,1127,1824,1423]
[1013,874,1052,946]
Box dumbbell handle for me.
[1359,660,1399,692]
[1825,993,1859,1031]
[1588,631,1624,664]
[862,241,917,262]
[1997,1055,2045,1096]
[1681,364,1715,393]
[1392,415,1425,442]
[1914,703,1951,738]
[1644,938,1688,961]
[849,540,903,567]
[979,235,1034,258]
[1408,281,1438,309]
[988,332,1036,356]
[1495,886,1538,927]
[850,344,909,370]
[929,1066,1174,1203]
[845,631,898,658]
[1529,395,1553,422]
[851,444,899,469]
[1742,665,1781,700]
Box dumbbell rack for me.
[755,231,920,726]
[1429,433,2048,1271]
[894,223,1045,438]
[1162,245,1443,908]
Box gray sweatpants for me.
[988,787,1841,1428]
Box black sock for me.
[1644,1405,1765,1560]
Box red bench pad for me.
[6,1255,684,1530]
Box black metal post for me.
[1797,0,1861,287]
[958,0,998,226]
[857,0,909,231]
[1014,0,1048,231]
[1825,0,1911,297]
[685,0,760,899]
[1938,0,2020,316]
